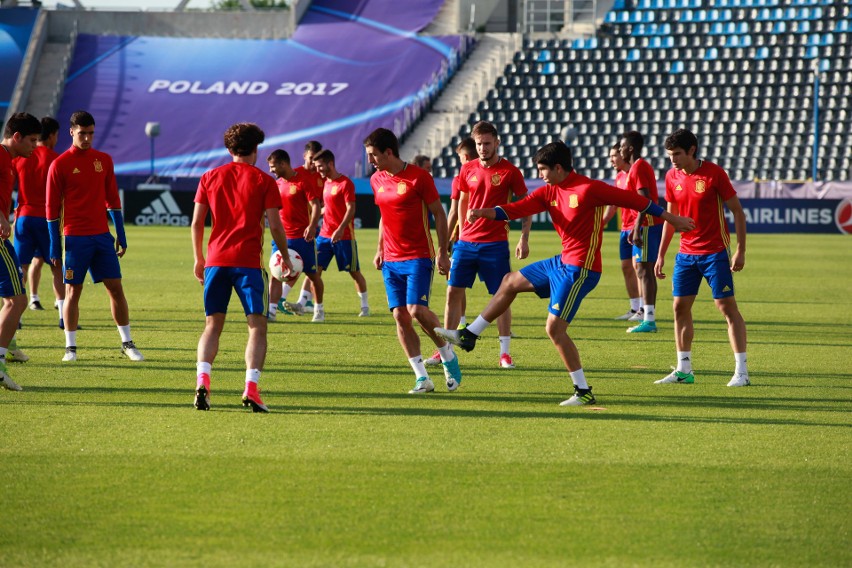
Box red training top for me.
[0,146,14,219]
[47,146,121,236]
[278,168,321,239]
[458,157,527,242]
[195,161,280,268]
[665,159,736,255]
[500,170,658,272]
[320,174,356,240]
[294,166,324,196]
[625,158,659,227]
[14,145,59,218]
[371,163,440,262]
[615,170,636,231]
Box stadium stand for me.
[432,0,852,183]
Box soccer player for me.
[425,137,476,367]
[47,111,143,363]
[289,140,324,312]
[0,112,41,390]
[12,116,64,325]
[602,142,642,321]
[443,121,530,369]
[265,149,323,322]
[619,131,662,333]
[434,142,694,406]
[363,127,462,394]
[287,149,369,320]
[191,122,291,413]
[655,128,749,387]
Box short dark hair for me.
[267,149,290,164]
[69,111,95,128]
[413,154,431,168]
[456,137,476,158]
[312,149,335,164]
[611,142,620,152]
[40,117,60,141]
[304,140,322,154]
[471,121,499,139]
[3,112,41,139]
[363,128,399,158]
[224,123,265,157]
[534,141,573,172]
[664,128,699,155]
[621,130,644,156]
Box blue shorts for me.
[619,231,632,261]
[64,233,122,284]
[448,240,511,295]
[271,237,318,274]
[519,256,601,323]
[203,266,269,316]
[316,235,360,272]
[14,216,50,265]
[672,250,735,299]
[633,224,663,264]
[0,240,25,298]
[382,258,434,310]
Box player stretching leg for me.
[435,142,694,406]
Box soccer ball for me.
[269,248,303,282]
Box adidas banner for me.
[124,189,194,227]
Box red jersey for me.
[195,161,280,268]
[625,158,659,227]
[278,168,321,239]
[450,175,461,200]
[46,146,121,236]
[371,163,440,262]
[14,145,58,218]
[458,158,527,242]
[615,170,636,231]
[500,171,657,272]
[294,165,324,196]
[319,174,355,240]
[665,160,736,255]
[0,146,14,218]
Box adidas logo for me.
[723,285,732,292]
[135,191,189,226]
[552,302,560,310]
[72,168,80,174]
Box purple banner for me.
[55,2,465,178]
[0,8,39,111]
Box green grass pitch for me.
[1,227,849,567]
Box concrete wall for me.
[47,9,295,41]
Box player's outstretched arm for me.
[726,195,747,272]
[468,207,497,222]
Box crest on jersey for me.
[491,174,502,185]
[93,159,103,173]
[65,269,74,280]
[569,194,579,208]
[675,184,683,192]
[289,184,297,194]
[331,185,338,195]
[397,182,407,195]
[695,180,706,193]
